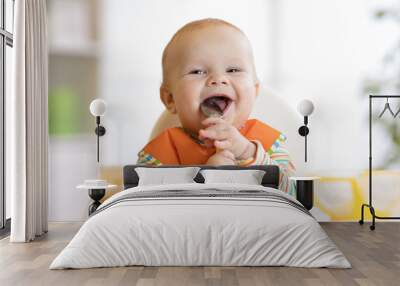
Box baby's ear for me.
[160,85,177,114]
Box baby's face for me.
[162,25,259,134]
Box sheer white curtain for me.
[8,0,48,242]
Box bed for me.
[50,165,350,269]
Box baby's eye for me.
[226,67,242,73]
[189,69,207,75]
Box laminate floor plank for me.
[0,222,399,286]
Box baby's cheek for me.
[175,97,203,131]
[237,91,256,114]
[233,92,255,127]
[174,89,199,110]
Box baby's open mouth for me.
[200,95,232,117]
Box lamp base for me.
[296,180,313,210]
[88,188,106,215]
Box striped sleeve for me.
[137,150,162,166]
[246,135,296,197]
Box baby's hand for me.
[206,150,236,166]
[199,117,256,160]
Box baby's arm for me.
[237,135,296,196]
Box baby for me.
[137,18,296,195]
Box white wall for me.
[49,0,398,221]
[48,136,96,221]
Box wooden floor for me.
[0,222,399,286]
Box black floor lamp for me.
[359,95,400,230]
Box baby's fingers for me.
[199,128,230,141]
[214,140,232,150]
[219,149,235,160]
[200,138,214,148]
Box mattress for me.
[50,183,351,269]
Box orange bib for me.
[142,119,281,165]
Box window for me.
[0,0,14,236]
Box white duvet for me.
[50,183,351,269]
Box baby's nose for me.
[207,75,228,86]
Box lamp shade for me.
[297,99,314,116]
[89,99,107,116]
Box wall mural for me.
[47,1,400,222]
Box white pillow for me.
[135,167,200,186]
[200,169,266,185]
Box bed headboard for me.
[123,165,280,189]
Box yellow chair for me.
[311,170,400,221]
[313,175,364,221]
[356,170,400,220]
